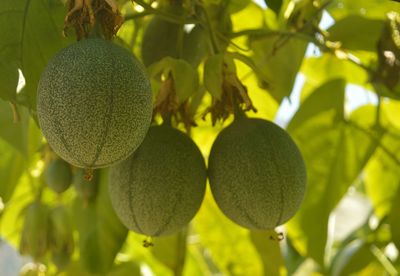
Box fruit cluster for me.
[33,0,307,252]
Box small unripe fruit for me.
[45,158,72,194]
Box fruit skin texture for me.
[37,38,152,169]
[109,125,207,237]
[45,158,73,194]
[208,117,307,230]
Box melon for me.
[45,158,73,194]
[37,38,152,169]
[109,125,207,237]
[208,116,307,230]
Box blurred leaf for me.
[0,99,29,155]
[151,228,187,275]
[0,139,25,203]
[287,80,381,265]
[328,0,400,20]
[0,61,19,102]
[108,261,141,276]
[49,205,74,270]
[328,15,384,52]
[264,0,283,14]
[300,54,370,100]
[250,30,308,102]
[231,2,265,32]
[193,192,263,275]
[204,0,251,14]
[0,0,73,109]
[288,79,345,132]
[250,230,286,275]
[73,169,128,274]
[364,127,400,217]
[388,185,400,251]
[228,0,251,14]
[330,240,376,276]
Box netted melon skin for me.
[109,125,207,237]
[208,117,307,230]
[37,38,152,169]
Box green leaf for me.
[328,16,384,52]
[0,99,29,155]
[0,139,25,203]
[286,80,380,265]
[73,169,128,274]
[328,0,400,20]
[228,0,251,14]
[151,228,187,274]
[204,0,251,14]
[193,193,263,275]
[249,30,308,102]
[364,107,400,217]
[288,79,345,132]
[300,54,370,100]
[204,54,224,100]
[249,230,286,275]
[226,51,269,87]
[0,61,19,102]
[169,59,199,102]
[148,57,199,102]
[264,0,283,14]
[0,0,73,109]
[330,240,376,276]
[108,262,141,276]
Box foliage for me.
[1,0,400,275]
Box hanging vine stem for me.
[195,3,221,55]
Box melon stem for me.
[88,17,104,39]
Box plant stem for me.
[196,4,220,55]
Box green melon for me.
[37,38,152,169]
[45,158,73,194]
[208,116,307,230]
[109,125,207,237]
[141,16,208,67]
